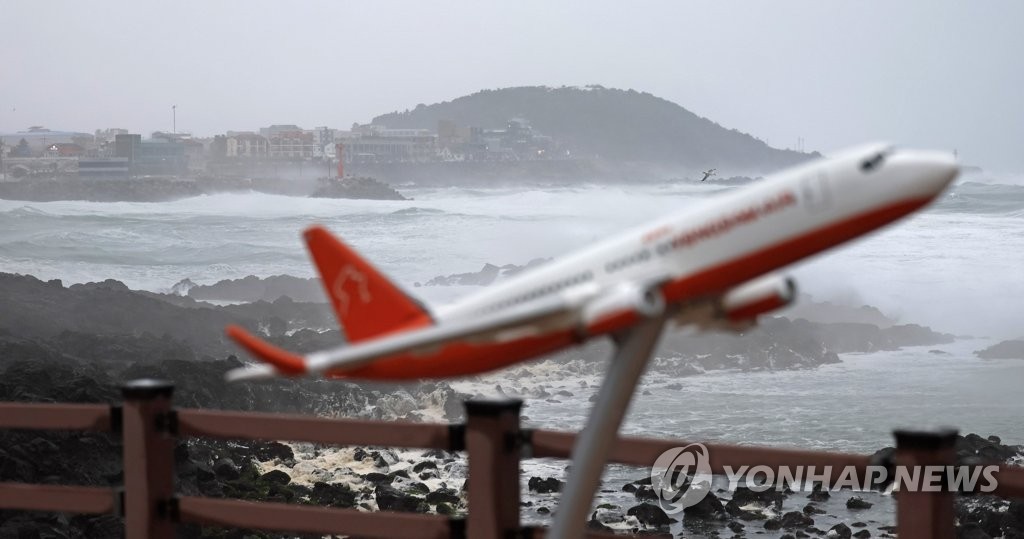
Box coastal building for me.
[0,127,92,156]
[225,133,269,158]
[43,143,85,158]
[258,124,303,138]
[344,124,437,163]
[269,131,315,159]
[111,133,188,176]
[313,126,334,158]
[256,125,317,159]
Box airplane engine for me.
[580,283,666,333]
[720,274,797,324]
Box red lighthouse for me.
[335,143,345,178]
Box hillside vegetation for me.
[372,86,814,171]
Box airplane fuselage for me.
[325,143,957,380]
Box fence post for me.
[121,379,177,539]
[465,399,523,539]
[893,428,958,539]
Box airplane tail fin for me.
[225,324,306,376]
[304,225,433,342]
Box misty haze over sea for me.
[3,169,1022,535]
[1,172,1020,338]
[2,169,1023,426]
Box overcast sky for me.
[2,1,1022,170]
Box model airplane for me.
[224,143,958,383]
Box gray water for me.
[0,178,1019,434]
[1,176,1022,534]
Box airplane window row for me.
[482,271,595,313]
[604,249,651,273]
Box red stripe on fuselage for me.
[726,296,788,323]
[328,196,934,380]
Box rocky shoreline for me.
[0,270,1013,537]
[167,270,956,373]
[0,175,407,203]
[310,176,407,200]
[2,353,1021,538]
[976,339,1024,360]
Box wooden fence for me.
[2,378,1023,538]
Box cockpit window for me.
[860,149,892,173]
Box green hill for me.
[370,86,813,171]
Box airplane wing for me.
[225,293,585,382]
[224,270,796,382]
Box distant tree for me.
[13,138,31,157]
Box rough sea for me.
[1,172,1022,534]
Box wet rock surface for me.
[0,273,338,359]
[177,274,327,304]
[0,354,469,538]
[419,258,551,287]
[0,178,204,203]
[310,176,407,200]
[0,270,1015,538]
[0,176,407,203]
[976,339,1024,359]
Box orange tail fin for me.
[304,225,433,342]
[225,324,307,375]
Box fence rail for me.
[0,402,113,432]
[0,378,1019,538]
[176,408,457,449]
[0,483,115,514]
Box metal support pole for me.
[465,399,523,539]
[893,429,958,539]
[122,379,177,539]
[549,315,668,539]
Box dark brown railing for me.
[1,378,1023,538]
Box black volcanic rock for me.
[846,496,872,510]
[783,297,896,327]
[0,178,203,203]
[626,502,674,528]
[655,316,842,374]
[785,319,955,354]
[725,486,786,519]
[420,259,550,287]
[683,490,728,521]
[0,341,469,538]
[976,340,1024,359]
[310,481,357,508]
[0,273,247,358]
[425,263,501,286]
[956,433,1022,462]
[311,176,407,200]
[182,274,326,304]
[528,476,564,494]
[375,484,426,512]
[0,272,345,361]
[830,522,853,538]
[779,510,813,528]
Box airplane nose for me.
[921,151,960,193]
[891,150,960,196]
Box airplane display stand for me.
[548,314,669,539]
